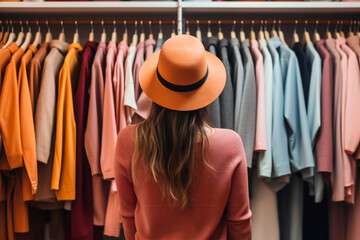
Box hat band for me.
[157,66,209,92]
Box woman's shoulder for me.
[210,128,244,154]
[117,124,137,141]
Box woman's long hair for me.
[135,103,209,210]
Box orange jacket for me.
[52,43,83,200]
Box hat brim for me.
[139,50,226,111]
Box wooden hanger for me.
[100,20,107,43]
[139,20,145,43]
[123,20,128,42]
[15,20,25,47]
[73,20,79,44]
[292,20,300,47]
[158,20,163,40]
[356,21,360,38]
[31,20,42,48]
[278,20,288,47]
[264,20,270,41]
[271,20,278,37]
[111,20,117,43]
[325,20,332,39]
[185,20,190,36]
[171,20,176,38]
[347,21,354,37]
[339,21,345,38]
[131,21,138,46]
[258,20,264,40]
[230,20,236,39]
[239,20,245,42]
[207,20,212,38]
[45,20,52,43]
[148,20,154,40]
[20,21,32,51]
[0,21,3,42]
[89,20,94,42]
[217,21,224,40]
[334,21,341,39]
[196,20,202,41]
[58,20,65,42]
[1,21,16,50]
[312,20,321,44]
[302,20,311,47]
[249,20,256,41]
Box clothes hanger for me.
[139,20,145,42]
[207,20,212,38]
[264,20,270,41]
[357,21,360,37]
[148,20,154,40]
[334,21,341,39]
[196,20,202,41]
[45,20,52,43]
[258,20,264,40]
[15,20,25,47]
[123,20,128,42]
[158,20,163,40]
[271,20,278,37]
[339,21,345,38]
[131,21,138,46]
[73,20,79,44]
[89,20,94,42]
[185,20,190,36]
[249,20,256,41]
[239,20,245,42]
[31,20,42,48]
[2,21,10,45]
[218,21,224,40]
[1,20,16,50]
[312,20,321,44]
[302,20,311,48]
[100,20,107,43]
[58,20,65,41]
[230,20,236,39]
[171,20,176,38]
[348,21,354,38]
[0,21,4,42]
[292,20,299,47]
[325,20,332,39]
[111,20,117,43]
[278,20,288,46]
[20,20,32,51]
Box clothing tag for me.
[111,180,117,192]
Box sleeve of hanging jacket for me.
[0,48,24,169]
[52,44,82,200]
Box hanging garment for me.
[325,38,345,202]
[154,38,164,52]
[217,38,234,130]
[85,41,110,227]
[238,39,256,168]
[0,42,18,88]
[101,41,118,180]
[230,37,245,137]
[114,126,252,240]
[52,43,83,200]
[205,36,221,128]
[347,36,360,64]
[29,42,49,114]
[123,45,137,125]
[250,39,267,152]
[72,41,98,240]
[133,41,145,101]
[346,166,360,240]
[257,38,273,179]
[267,37,291,188]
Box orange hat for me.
[139,35,226,111]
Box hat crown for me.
[157,35,208,86]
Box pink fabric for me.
[100,41,117,180]
[339,38,356,203]
[347,166,360,240]
[132,41,145,101]
[145,38,156,60]
[92,175,110,226]
[315,40,333,173]
[250,40,266,152]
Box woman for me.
[114,35,252,240]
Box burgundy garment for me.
[72,41,98,240]
[315,40,333,173]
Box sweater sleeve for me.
[114,127,137,240]
[226,138,252,240]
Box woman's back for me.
[114,125,252,240]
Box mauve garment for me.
[347,36,360,64]
[205,36,221,128]
[114,126,252,240]
[133,41,145,101]
[250,39,267,152]
[85,42,110,226]
[72,41,98,240]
